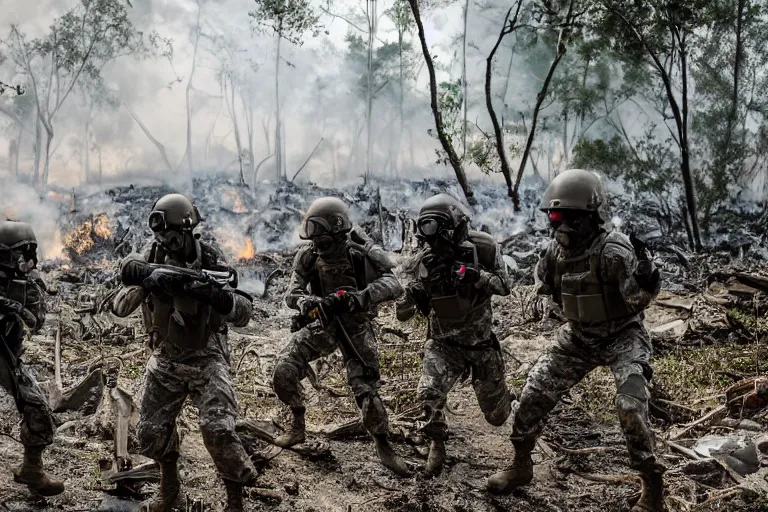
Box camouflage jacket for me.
[535,229,659,340]
[285,230,403,316]
[112,237,251,360]
[396,231,511,345]
[0,270,47,354]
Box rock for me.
[694,435,760,476]
[756,435,768,454]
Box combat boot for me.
[13,445,65,496]
[224,479,244,512]
[631,470,664,512]
[486,437,535,495]
[274,406,306,448]
[425,439,446,477]
[140,460,182,512]
[373,434,412,477]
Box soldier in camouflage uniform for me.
[0,221,64,496]
[396,194,513,476]
[273,197,411,477]
[487,170,664,512]
[112,194,256,512]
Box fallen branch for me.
[665,440,701,460]
[290,138,324,182]
[672,405,727,440]
[570,470,641,485]
[690,487,744,510]
[549,441,612,455]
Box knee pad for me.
[616,374,649,413]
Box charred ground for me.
[1,179,768,512]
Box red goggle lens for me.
[549,211,563,222]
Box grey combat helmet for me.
[300,197,352,240]
[148,193,201,233]
[539,169,606,214]
[0,220,38,272]
[417,193,471,244]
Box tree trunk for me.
[32,114,42,187]
[407,0,474,204]
[514,31,567,210]
[395,27,405,178]
[678,35,702,250]
[185,1,202,178]
[41,122,53,189]
[722,0,745,169]
[13,123,22,177]
[461,0,469,159]
[225,76,245,186]
[275,30,283,181]
[485,6,519,204]
[365,0,377,182]
[84,118,91,183]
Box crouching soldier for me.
[272,197,411,477]
[0,221,64,496]
[111,194,257,512]
[487,170,664,512]
[396,194,513,476]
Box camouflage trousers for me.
[418,338,512,441]
[273,319,388,436]
[137,349,256,484]
[514,322,660,470]
[0,357,55,447]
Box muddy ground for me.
[1,250,768,512]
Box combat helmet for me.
[417,193,471,244]
[539,169,607,219]
[148,194,201,233]
[0,220,38,272]
[300,197,352,240]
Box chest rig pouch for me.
[555,233,634,325]
[143,242,212,351]
[423,242,479,322]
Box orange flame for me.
[63,214,113,255]
[93,214,112,239]
[237,238,255,260]
[222,190,248,214]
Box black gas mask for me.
[0,243,38,277]
[417,214,463,253]
[148,210,194,254]
[547,210,598,249]
[305,218,345,258]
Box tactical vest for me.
[308,239,379,296]
[141,241,224,351]
[424,230,497,322]
[548,231,635,325]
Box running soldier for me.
[272,197,411,477]
[0,221,64,496]
[396,194,513,476]
[486,170,664,512]
[112,194,257,511]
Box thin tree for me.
[406,0,474,204]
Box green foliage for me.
[427,79,464,166]
[249,0,322,45]
[343,33,417,102]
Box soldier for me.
[395,194,513,476]
[486,170,664,512]
[272,197,411,477]
[0,221,64,496]
[112,194,257,512]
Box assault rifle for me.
[290,290,376,376]
[120,259,238,295]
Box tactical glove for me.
[297,296,321,317]
[634,261,661,293]
[119,257,152,287]
[142,268,187,297]
[406,283,431,316]
[0,297,37,330]
[454,264,482,286]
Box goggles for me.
[547,210,587,224]
[148,211,196,233]
[417,214,453,238]
[304,218,334,239]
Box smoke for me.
[0,177,65,259]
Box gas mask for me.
[417,214,460,253]
[312,235,345,258]
[304,217,347,259]
[548,210,598,249]
[0,244,37,277]
[149,210,193,255]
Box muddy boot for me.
[224,479,244,512]
[274,407,306,448]
[631,470,664,512]
[486,437,535,495]
[140,460,182,512]
[373,434,412,477]
[13,445,65,496]
[425,439,446,477]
